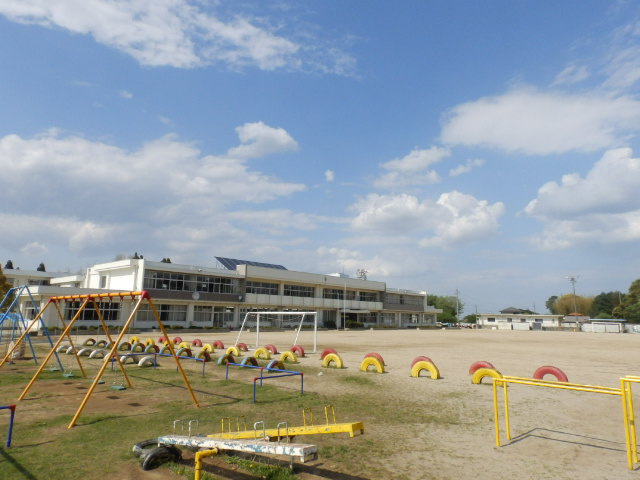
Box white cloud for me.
[227,121,298,159]
[19,241,48,256]
[119,90,133,99]
[315,246,403,277]
[525,147,640,218]
[373,147,449,189]
[552,64,590,86]
[440,86,640,155]
[350,191,504,248]
[525,147,640,249]
[449,158,484,177]
[0,0,355,74]
[324,169,335,182]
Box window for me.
[323,288,355,300]
[358,291,377,302]
[487,318,495,322]
[65,301,121,322]
[283,284,314,297]
[245,281,278,295]
[100,275,107,288]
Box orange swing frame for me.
[0,290,199,428]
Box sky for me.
[1,1,640,315]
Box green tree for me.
[545,295,559,314]
[613,279,640,323]
[590,291,623,318]
[428,295,463,323]
[0,265,13,307]
[463,313,478,324]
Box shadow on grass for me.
[0,448,38,480]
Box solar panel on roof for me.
[215,256,287,271]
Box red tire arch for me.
[321,348,338,360]
[290,345,305,357]
[533,365,568,382]
[468,361,496,375]
[411,356,433,368]
[364,352,385,365]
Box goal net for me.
[234,311,318,353]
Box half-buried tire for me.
[141,445,181,470]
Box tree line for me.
[545,278,640,322]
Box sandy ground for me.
[10,328,640,479]
[188,328,640,480]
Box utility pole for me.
[566,275,579,313]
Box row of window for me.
[144,271,237,294]
[485,318,544,323]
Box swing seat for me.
[63,371,75,378]
[110,385,127,391]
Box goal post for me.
[234,311,318,353]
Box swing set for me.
[0,290,200,429]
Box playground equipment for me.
[211,405,364,440]
[0,404,16,447]
[132,407,363,476]
[224,361,303,402]
[0,291,200,428]
[410,360,441,379]
[490,374,640,470]
[321,353,344,369]
[468,360,495,375]
[532,365,568,382]
[0,286,63,371]
[279,350,297,363]
[360,356,384,374]
[234,311,318,353]
[471,367,503,384]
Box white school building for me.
[3,257,441,331]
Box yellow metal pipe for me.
[147,297,200,408]
[493,377,501,447]
[621,379,634,470]
[194,447,218,480]
[503,376,621,394]
[503,379,511,441]
[18,297,91,401]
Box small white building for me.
[477,307,563,330]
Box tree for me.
[0,265,12,303]
[4,260,14,269]
[161,258,172,263]
[36,262,46,272]
[613,279,640,323]
[463,313,478,324]
[590,291,623,318]
[428,295,463,323]
[552,294,593,316]
[545,295,558,314]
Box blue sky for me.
[1,1,640,314]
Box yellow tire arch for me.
[226,345,241,357]
[279,351,297,363]
[129,336,140,345]
[411,360,441,379]
[360,357,384,374]
[471,367,503,384]
[177,341,190,350]
[144,337,155,346]
[202,343,214,352]
[322,353,344,369]
[254,347,271,360]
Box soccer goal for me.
[234,311,318,353]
